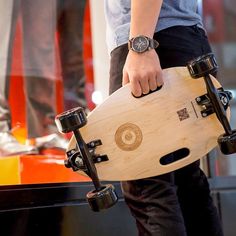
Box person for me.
[104,1,224,235]
[0,0,68,157]
[57,0,88,112]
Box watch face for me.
[132,36,149,53]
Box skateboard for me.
[55,54,235,211]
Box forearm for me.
[130,0,163,38]
[123,0,163,97]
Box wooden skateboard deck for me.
[67,67,230,181]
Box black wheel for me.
[86,184,118,212]
[187,53,218,78]
[218,131,236,155]
[55,107,87,133]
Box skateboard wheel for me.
[86,184,118,212]
[218,131,236,155]
[187,53,218,78]
[55,107,87,133]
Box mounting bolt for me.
[196,97,201,102]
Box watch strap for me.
[149,38,159,50]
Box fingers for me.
[148,76,158,92]
[123,69,143,97]
[134,70,163,96]
[132,79,142,97]
[139,75,150,94]
[122,50,163,97]
[124,72,163,97]
[144,71,163,94]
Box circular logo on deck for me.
[115,123,143,151]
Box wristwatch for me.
[128,35,159,53]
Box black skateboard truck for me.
[55,107,118,212]
[187,53,236,155]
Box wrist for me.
[128,35,159,53]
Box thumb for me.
[122,70,129,86]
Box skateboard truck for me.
[195,88,232,117]
[55,107,118,212]
[65,140,109,172]
[187,53,236,155]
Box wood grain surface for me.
[68,67,230,181]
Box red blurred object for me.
[203,0,225,43]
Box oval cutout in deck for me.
[160,148,190,165]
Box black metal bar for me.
[73,131,103,191]
[204,75,232,135]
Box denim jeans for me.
[109,25,224,236]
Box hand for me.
[122,49,163,97]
